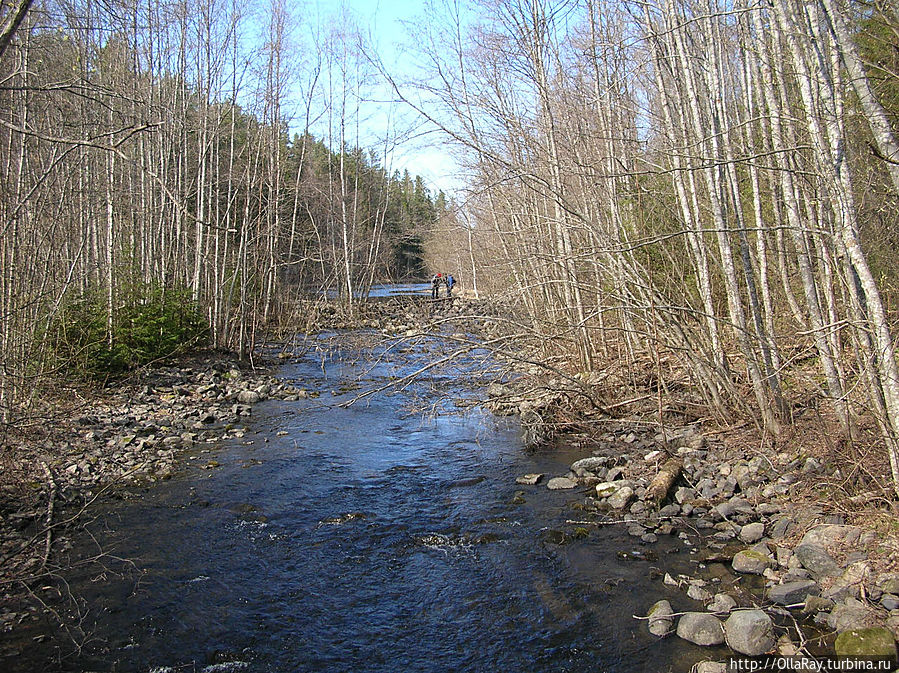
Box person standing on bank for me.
[431,273,442,300]
[446,274,455,297]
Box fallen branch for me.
[39,461,57,572]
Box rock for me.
[824,562,871,601]
[879,574,899,596]
[647,599,675,637]
[801,596,835,615]
[596,481,624,498]
[607,486,635,509]
[828,598,876,633]
[658,504,680,517]
[833,627,898,659]
[546,477,577,490]
[725,609,775,656]
[515,474,543,485]
[570,457,609,473]
[695,663,726,673]
[707,593,737,614]
[881,594,899,611]
[739,522,765,544]
[688,584,712,602]
[793,543,841,579]
[769,516,795,540]
[725,497,754,515]
[801,457,822,473]
[732,549,774,575]
[801,524,862,548]
[674,487,696,504]
[777,634,800,656]
[237,390,260,404]
[766,580,819,606]
[676,612,725,646]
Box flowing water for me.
[5,328,718,672]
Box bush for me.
[50,284,208,380]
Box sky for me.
[308,0,466,197]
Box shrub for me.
[50,284,208,380]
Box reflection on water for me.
[3,332,716,672]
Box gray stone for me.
[766,580,819,606]
[546,477,577,490]
[688,584,712,602]
[732,549,774,575]
[695,663,727,673]
[647,599,674,637]
[570,457,609,473]
[658,504,680,517]
[674,487,696,504]
[595,480,632,498]
[515,473,543,485]
[237,390,260,404]
[801,524,862,548]
[881,594,899,611]
[607,486,635,509]
[878,574,899,596]
[725,609,775,656]
[828,598,876,633]
[707,593,738,614]
[676,612,725,646]
[739,522,765,544]
[768,516,795,540]
[794,543,841,579]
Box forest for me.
[419,0,899,499]
[3,0,899,499]
[0,0,443,418]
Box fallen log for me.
[644,457,683,507]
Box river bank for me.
[484,364,899,666]
[2,293,898,670]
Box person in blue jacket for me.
[446,274,455,297]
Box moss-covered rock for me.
[833,627,897,659]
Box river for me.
[6,325,716,672]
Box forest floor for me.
[1,293,898,662]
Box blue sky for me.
[309,0,465,197]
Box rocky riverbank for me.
[504,409,899,667]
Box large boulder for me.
[676,612,725,646]
[724,610,775,656]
